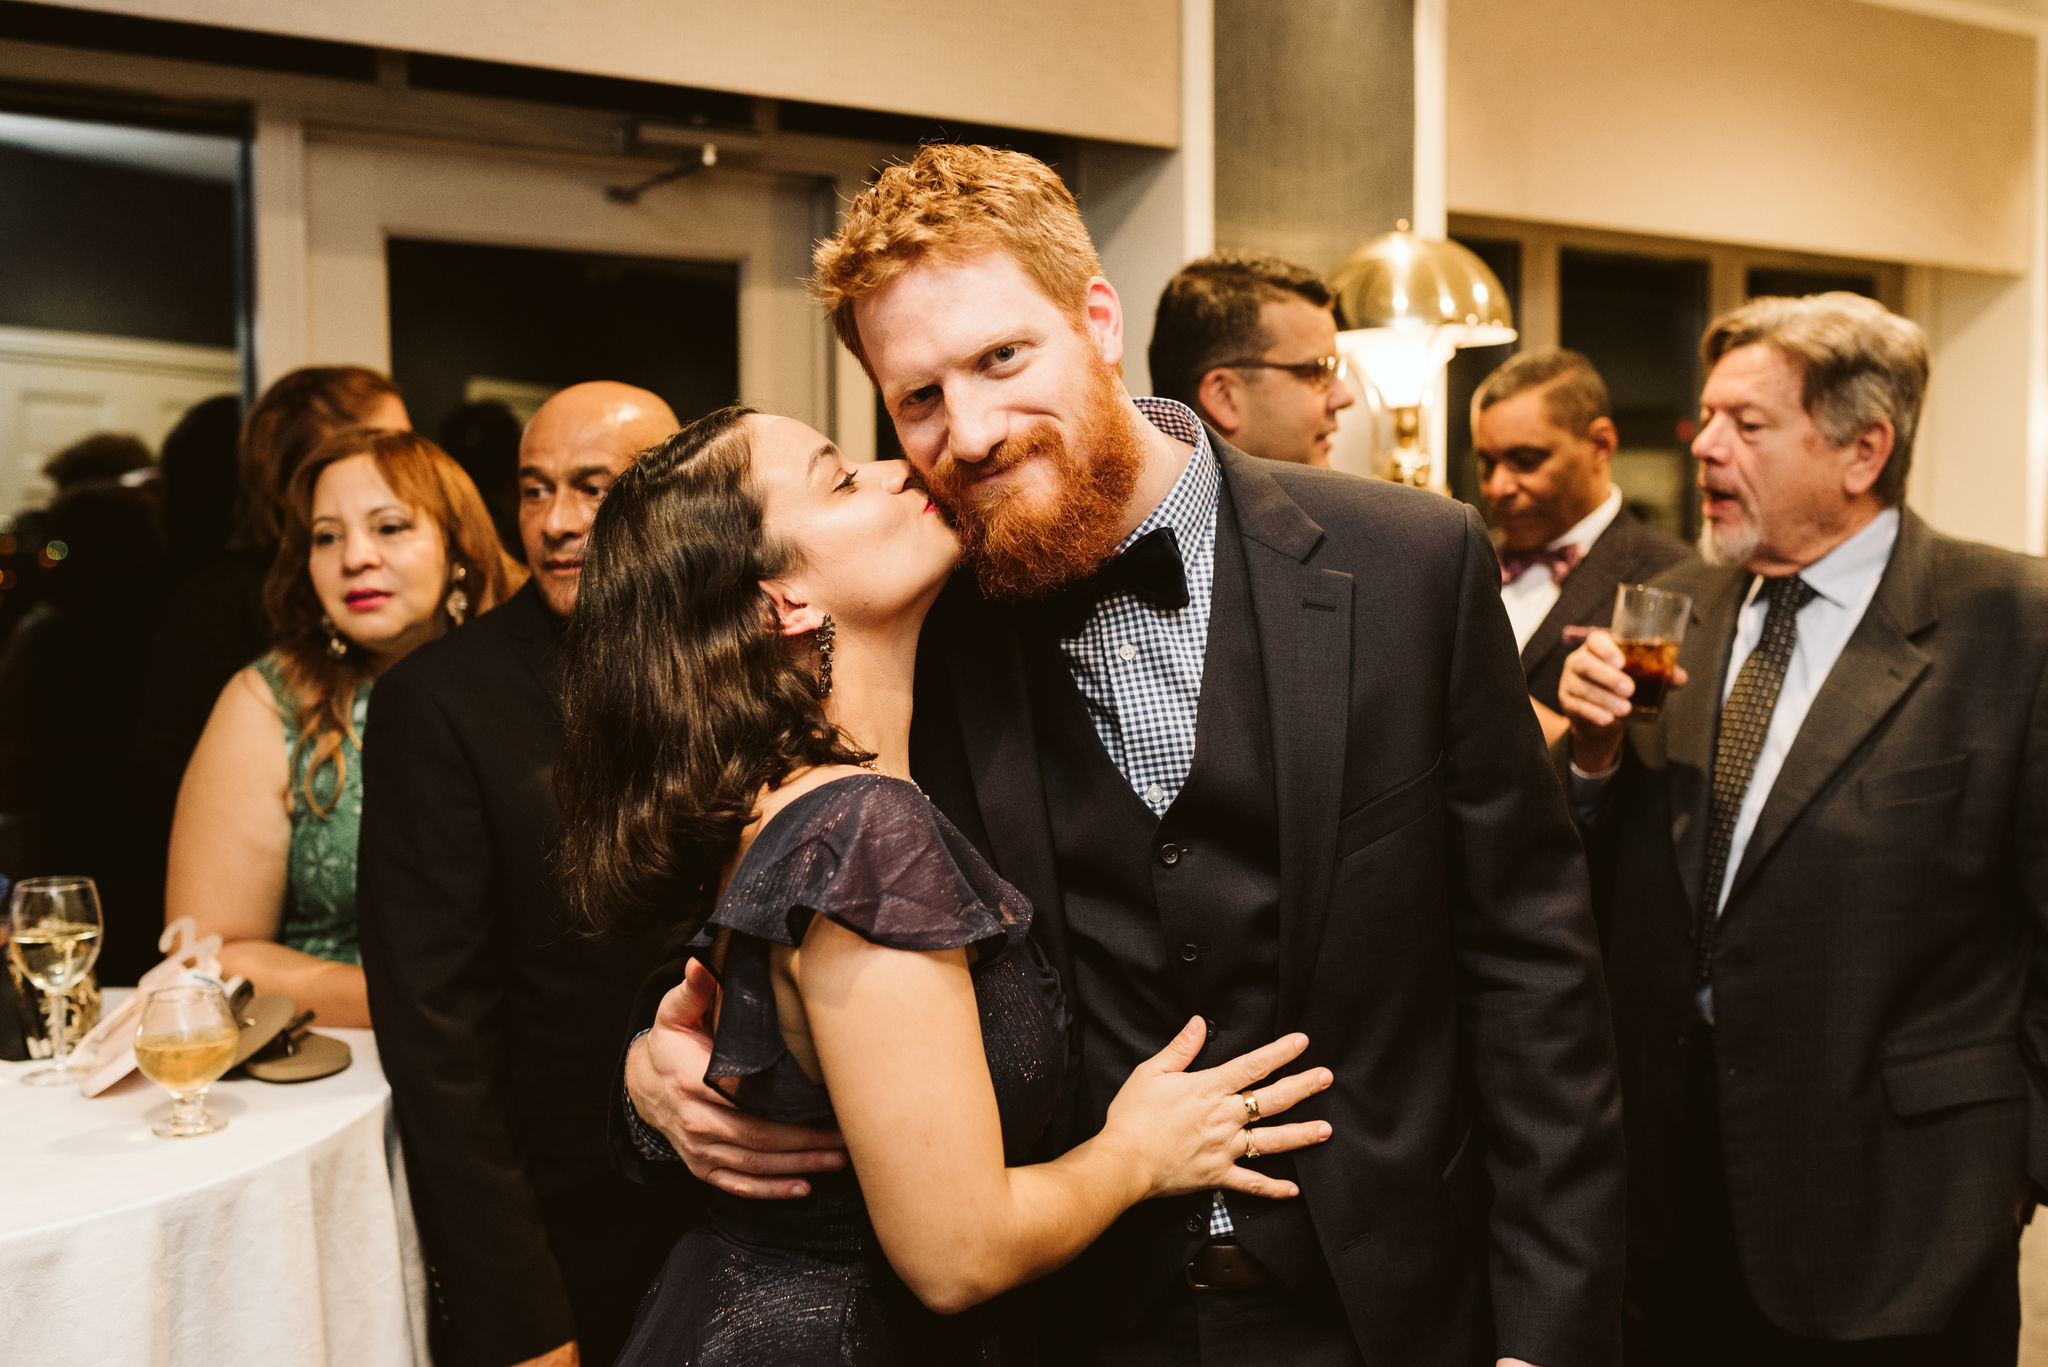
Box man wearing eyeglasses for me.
[1148,253,1357,468]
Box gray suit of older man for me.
[1574,508,2048,1360]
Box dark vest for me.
[1026,496,1327,1317]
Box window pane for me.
[1745,267,1878,300]
[1559,248,1708,542]
[1445,236,1521,513]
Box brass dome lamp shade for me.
[1330,223,1516,487]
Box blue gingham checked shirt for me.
[1060,398,1220,818]
[1069,399,1236,1239]
[631,397,1242,1235]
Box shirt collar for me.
[1548,485,1623,553]
[1744,506,1901,610]
[1123,397,1219,554]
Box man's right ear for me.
[1196,369,1244,436]
[1586,415,1621,460]
[758,579,825,638]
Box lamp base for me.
[1387,407,1430,488]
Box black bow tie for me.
[1040,526,1189,638]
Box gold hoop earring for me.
[320,614,348,660]
[445,562,470,627]
[816,614,836,698]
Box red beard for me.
[925,362,1144,600]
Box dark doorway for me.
[1746,267,1880,302]
[1445,236,1522,516]
[1559,248,1710,542]
[385,238,741,438]
[0,106,247,987]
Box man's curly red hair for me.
[809,144,1104,376]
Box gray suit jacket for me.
[1579,507,2048,1338]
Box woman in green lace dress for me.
[168,427,521,1026]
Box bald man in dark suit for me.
[358,383,693,1367]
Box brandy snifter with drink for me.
[7,876,103,1086]
[134,984,239,1137]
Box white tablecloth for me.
[0,1011,428,1367]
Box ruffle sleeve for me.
[707,774,1019,958]
[703,774,1035,1112]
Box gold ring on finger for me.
[1241,1091,1260,1123]
[1243,1130,1261,1161]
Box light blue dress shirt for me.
[1707,507,1900,918]
[1570,508,1902,1020]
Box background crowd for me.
[1,136,2041,1367]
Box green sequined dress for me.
[251,653,371,965]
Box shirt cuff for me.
[1566,758,1619,825]
[623,1028,682,1163]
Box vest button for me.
[1180,943,1200,962]
[1185,1215,1204,1234]
[1159,843,1181,866]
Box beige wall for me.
[1905,264,2041,550]
[42,0,1181,147]
[1446,0,2034,273]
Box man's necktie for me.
[1694,574,1819,1001]
[1499,543,1584,586]
[1041,526,1189,638]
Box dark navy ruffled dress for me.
[614,774,1070,1367]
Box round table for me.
[0,1009,428,1366]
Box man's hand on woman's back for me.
[625,957,847,1198]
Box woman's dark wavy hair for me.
[556,405,874,936]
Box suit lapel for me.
[1725,512,1936,903]
[1663,568,1747,917]
[501,582,562,695]
[946,604,1068,973]
[1215,444,1350,1019]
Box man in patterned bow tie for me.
[1473,349,1687,741]
[1557,294,2048,1365]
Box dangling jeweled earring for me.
[320,614,348,660]
[815,614,837,698]
[445,562,470,627]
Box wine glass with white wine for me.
[7,876,104,1086]
[134,984,239,1137]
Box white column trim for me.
[1413,0,1451,485]
[1180,0,1216,259]
[250,107,310,388]
[1412,0,1448,237]
[2025,36,2048,555]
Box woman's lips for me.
[543,557,581,575]
[343,590,392,613]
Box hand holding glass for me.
[134,984,239,1137]
[8,876,103,1086]
[1610,584,1693,723]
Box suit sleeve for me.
[1443,505,1627,1367]
[607,928,698,1184]
[357,670,576,1366]
[2018,645,2048,1198]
